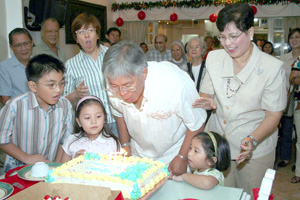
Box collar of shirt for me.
[27,91,62,110]
[77,44,108,63]
[40,39,60,51]
[10,55,26,68]
[220,43,260,83]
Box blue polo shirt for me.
[0,55,29,98]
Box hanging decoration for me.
[138,11,146,20]
[116,17,124,26]
[251,5,258,14]
[170,13,178,22]
[112,0,300,12]
[209,14,217,23]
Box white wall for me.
[0,0,23,62]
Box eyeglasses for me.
[12,41,32,49]
[75,28,96,35]
[189,46,201,50]
[106,85,137,94]
[38,81,66,89]
[217,32,244,42]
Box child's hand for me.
[170,174,184,182]
[25,154,47,165]
[75,149,86,157]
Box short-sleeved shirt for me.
[108,61,207,164]
[280,51,295,88]
[0,55,29,98]
[0,91,74,172]
[32,40,66,63]
[194,168,224,186]
[200,44,287,159]
[62,133,118,158]
[146,48,172,62]
[63,45,115,124]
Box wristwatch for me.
[247,135,258,147]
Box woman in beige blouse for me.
[193,4,286,196]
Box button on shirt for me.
[108,61,207,164]
[62,133,119,158]
[146,48,172,62]
[63,45,115,124]
[32,40,66,63]
[200,44,287,159]
[0,91,74,172]
[0,55,29,98]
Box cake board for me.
[135,177,168,200]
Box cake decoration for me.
[46,152,169,199]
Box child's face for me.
[76,103,105,140]
[31,71,64,111]
[188,138,215,171]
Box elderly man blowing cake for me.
[102,41,207,176]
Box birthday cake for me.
[46,153,169,200]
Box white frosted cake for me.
[46,153,169,199]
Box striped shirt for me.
[0,91,74,172]
[63,45,115,123]
[146,48,172,62]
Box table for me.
[148,180,246,200]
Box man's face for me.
[10,33,33,65]
[155,36,167,53]
[41,20,59,47]
[106,31,120,44]
[205,38,214,49]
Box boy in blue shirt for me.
[0,54,74,172]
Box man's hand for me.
[168,155,188,176]
[24,154,48,165]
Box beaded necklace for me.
[226,78,243,99]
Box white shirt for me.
[62,133,118,158]
[201,44,286,159]
[108,61,207,164]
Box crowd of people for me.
[0,3,299,198]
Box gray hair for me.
[102,41,148,80]
[187,37,206,54]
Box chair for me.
[257,168,276,200]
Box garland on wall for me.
[111,0,300,11]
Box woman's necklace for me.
[226,78,243,99]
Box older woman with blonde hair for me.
[180,37,206,92]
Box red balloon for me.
[116,17,124,27]
[251,6,257,15]
[138,11,146,20]
[209,14,217,23]
[170,13,178,22]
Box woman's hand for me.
[76,80,90,98]
[236,137,255,163]
[192,96,217,110]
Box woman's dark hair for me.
[262,41,274,55]
[287,28,300,51]
[193,132,231,171]
[139,42,148,53]
[216,3,254,32]
[71,12,101,49]
[72,96,120,151]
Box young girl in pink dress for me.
[61,96,120,163]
